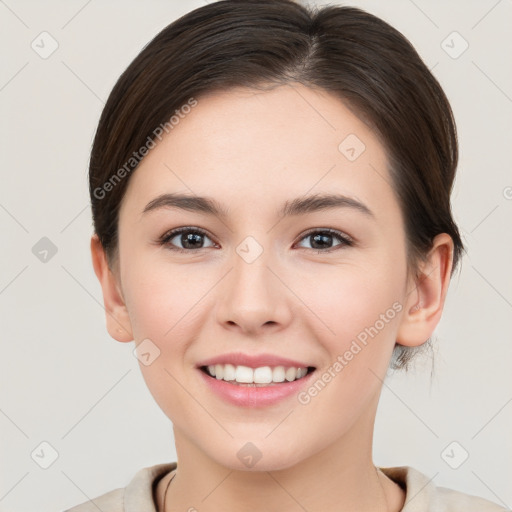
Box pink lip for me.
[198,368,316,407]
[196,352,312,369]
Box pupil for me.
[311,233,331,249]
[183,233,202,248]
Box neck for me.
[159,399,405,512]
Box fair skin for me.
[91,83,453,512]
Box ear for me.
[90,233,133,342]
[396,233,454,347]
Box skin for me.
[91,83,453,511]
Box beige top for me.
[64,462,509,512]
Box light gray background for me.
[1,1,511,511]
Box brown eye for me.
[160,227,216,252]
[296,229,353,252]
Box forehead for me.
[120,83,398,225]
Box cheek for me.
[294,265,404,429]
[122,263,207,421]
[295,259,403,347]
[122,255,211,340]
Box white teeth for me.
[204,364,310,384]
[253,366,273,384]
[223,363,236,381]
[235,365,253,383]
[285,367,296,381]
[272,366,286,382]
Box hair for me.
[89,0,465,371]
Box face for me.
[114,83,414,471]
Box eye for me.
[159,227,217,252]
[158,227,354,254]
[295,229,354,252]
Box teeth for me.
[236,365,254,383]
[223,363,236,381]
[273,366,285,382]
[204,364,310,384]
[285,367,296,381]
[254,366,273,383]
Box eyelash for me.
[157,226,354,254]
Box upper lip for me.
[197,352,314,369]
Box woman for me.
[67,0,508,510]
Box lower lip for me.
[198,368,315,407]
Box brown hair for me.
[89,0,465,370]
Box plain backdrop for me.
[1,1,511,511]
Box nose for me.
[215,247,293,336]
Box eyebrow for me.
[141,192,375,219]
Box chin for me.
[209,440,310,473]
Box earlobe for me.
[396,233,454,347]
[90,234,134,343]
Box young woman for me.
[66,0,508,510]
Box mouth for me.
[199,364,316,387]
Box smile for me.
[201,364,314,386]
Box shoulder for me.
[379,465,509,512]
[435,484,510,511]
[63,462,177,512]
